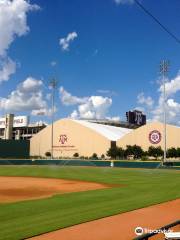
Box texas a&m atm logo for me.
[59,134,68,144]
[149,130,161,144]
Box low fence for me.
[0,159,179,169]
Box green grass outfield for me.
[0,166,180,240]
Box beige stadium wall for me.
[30,119,111,158]
[117,122,180,150]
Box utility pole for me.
[160,60,169,165]
[49,78,58,160]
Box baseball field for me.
[0,165,179,240]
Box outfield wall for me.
[0,140,29,158]
[0,159,179,169]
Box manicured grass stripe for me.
[0,166,179,240]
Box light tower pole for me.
[49,78,58,160]
[160,60,169,165]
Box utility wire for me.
[134,0,180,44]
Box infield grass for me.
[0,166,179,240]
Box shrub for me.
[91,153,98,160]
[101,154,105,159]
[45,151,51,157]
[73,152,79,158]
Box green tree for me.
[117,147,125,159]
[107,147,118,159]
[125,145,144,159]
[177,148,180,158]
[167,148,177,158]
[148,146,163,159]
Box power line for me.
[134,0,180,44]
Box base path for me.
[0,176,110,203]
[29,199,180,240]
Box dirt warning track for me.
[29,199,180,240]
[0,176,110,203]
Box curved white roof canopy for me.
[72,119,132,141]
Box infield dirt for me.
[0,176,110,203]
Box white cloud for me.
[46,93,51,100]
[19,77,43,92]
[92,49,98,56]
[59,32,78,51]
[137,92,154,108]
[134,106,145,112]
[152,98,180,124]
[70,110,79,119]
[159,74,180,97]
[97,89,117,96]
[60,87,115,120]
[78,96,112,119]
[167,99,180,108]
[114,0,134,5]
[0,58,16,83]
[106,116,120,122]
[97,90,111,94]
[0,0,39,56]
[138,71,180,126]
[31,109,48,116]
[60,86,87,106]
[31,106,57,117]
[50,61,57,67]
[0,77,48,113]
[0,0,39,83]
[153,72,180,124]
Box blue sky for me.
[0,0,180,125]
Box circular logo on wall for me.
[149,130,161,144]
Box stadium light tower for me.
[160,60,169,165]
[49,78,58,160]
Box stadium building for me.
[30,119,132,157]
[30,118,180,158]
[0,114,46,140]
[117,121,180,150]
